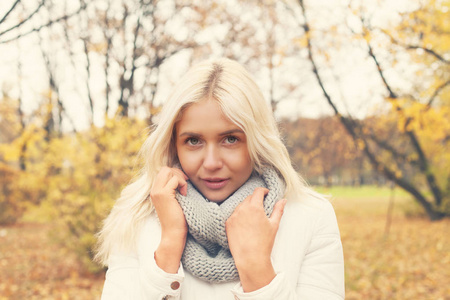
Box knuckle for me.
[235,203,246,212]
[159,166,169,173]
[243,195,252,202]
[254,206,264,214]
[150,190,163,200]
[254,187,264,193]
[255,187,267,193]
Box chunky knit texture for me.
[175,167,285,283]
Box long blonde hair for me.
[95,58,317,265]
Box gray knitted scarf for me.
[175,167,285,283]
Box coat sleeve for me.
[100,215,185,300]
[231,200,345,300]
[100,252,184,300]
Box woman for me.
[96,58,345,299]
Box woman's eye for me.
[225,136,238,144]
[187,138,200,145]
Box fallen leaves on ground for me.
[1,194,449,299]
[0,223,103,300]
[333,195,450,300]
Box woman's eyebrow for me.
[178,129,244,138]
[178,132,201,138]
[219,129,245,136]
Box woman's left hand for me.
[225,187,287,292]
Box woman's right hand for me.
[150,167,189,273]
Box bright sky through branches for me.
[0,0,423,131]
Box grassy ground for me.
[0,186,449,299]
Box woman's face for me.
[175,100,253,203]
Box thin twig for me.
[0,0,21,25]
[0,0,45,37]
[0,2,86,44]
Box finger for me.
[242,194,252,204]
[165,175,179,192]
[152,167,173,190]
[166,172,188,196]
[178,180,188,196]
[250,187,269,206]
[171,169,188,196]
[171,168,189,181]
[269,199,287,226]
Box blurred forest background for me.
[0,0,449,299]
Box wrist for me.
[160,218,188,237]
[159,230,187,256]
[161,226,188,239]
[155,232,187,274]
[235,258,276,292]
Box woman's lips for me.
[202,178,229,190]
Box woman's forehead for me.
[176,101,247,136]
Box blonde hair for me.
[95,58,318,265]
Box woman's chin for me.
[197,189,231,204]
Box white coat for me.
[100,195,345,299]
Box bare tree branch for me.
[407,45,450,64]
[0,0,45,37]
[102,0,113,117]
[364,39,397,99]
[297,0,444,220]
[82,37,94,120]
[427,80,450,107]
[361,22,444,208]
[380,29,450,64]
[365,131,419,167]
[15,39,27,171]
[38,32,77,134]
[118,13,142,117]
[0,0,21,25]
[60,0,94,124]
[0,2,87,44]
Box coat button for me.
[170,281,180,290]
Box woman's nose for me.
[203,145,223,170]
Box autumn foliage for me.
[0,0,449,298]
[0,102,147,271]
[1,187,449,299]
[297,0,450,220]
[282,117,365,186]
